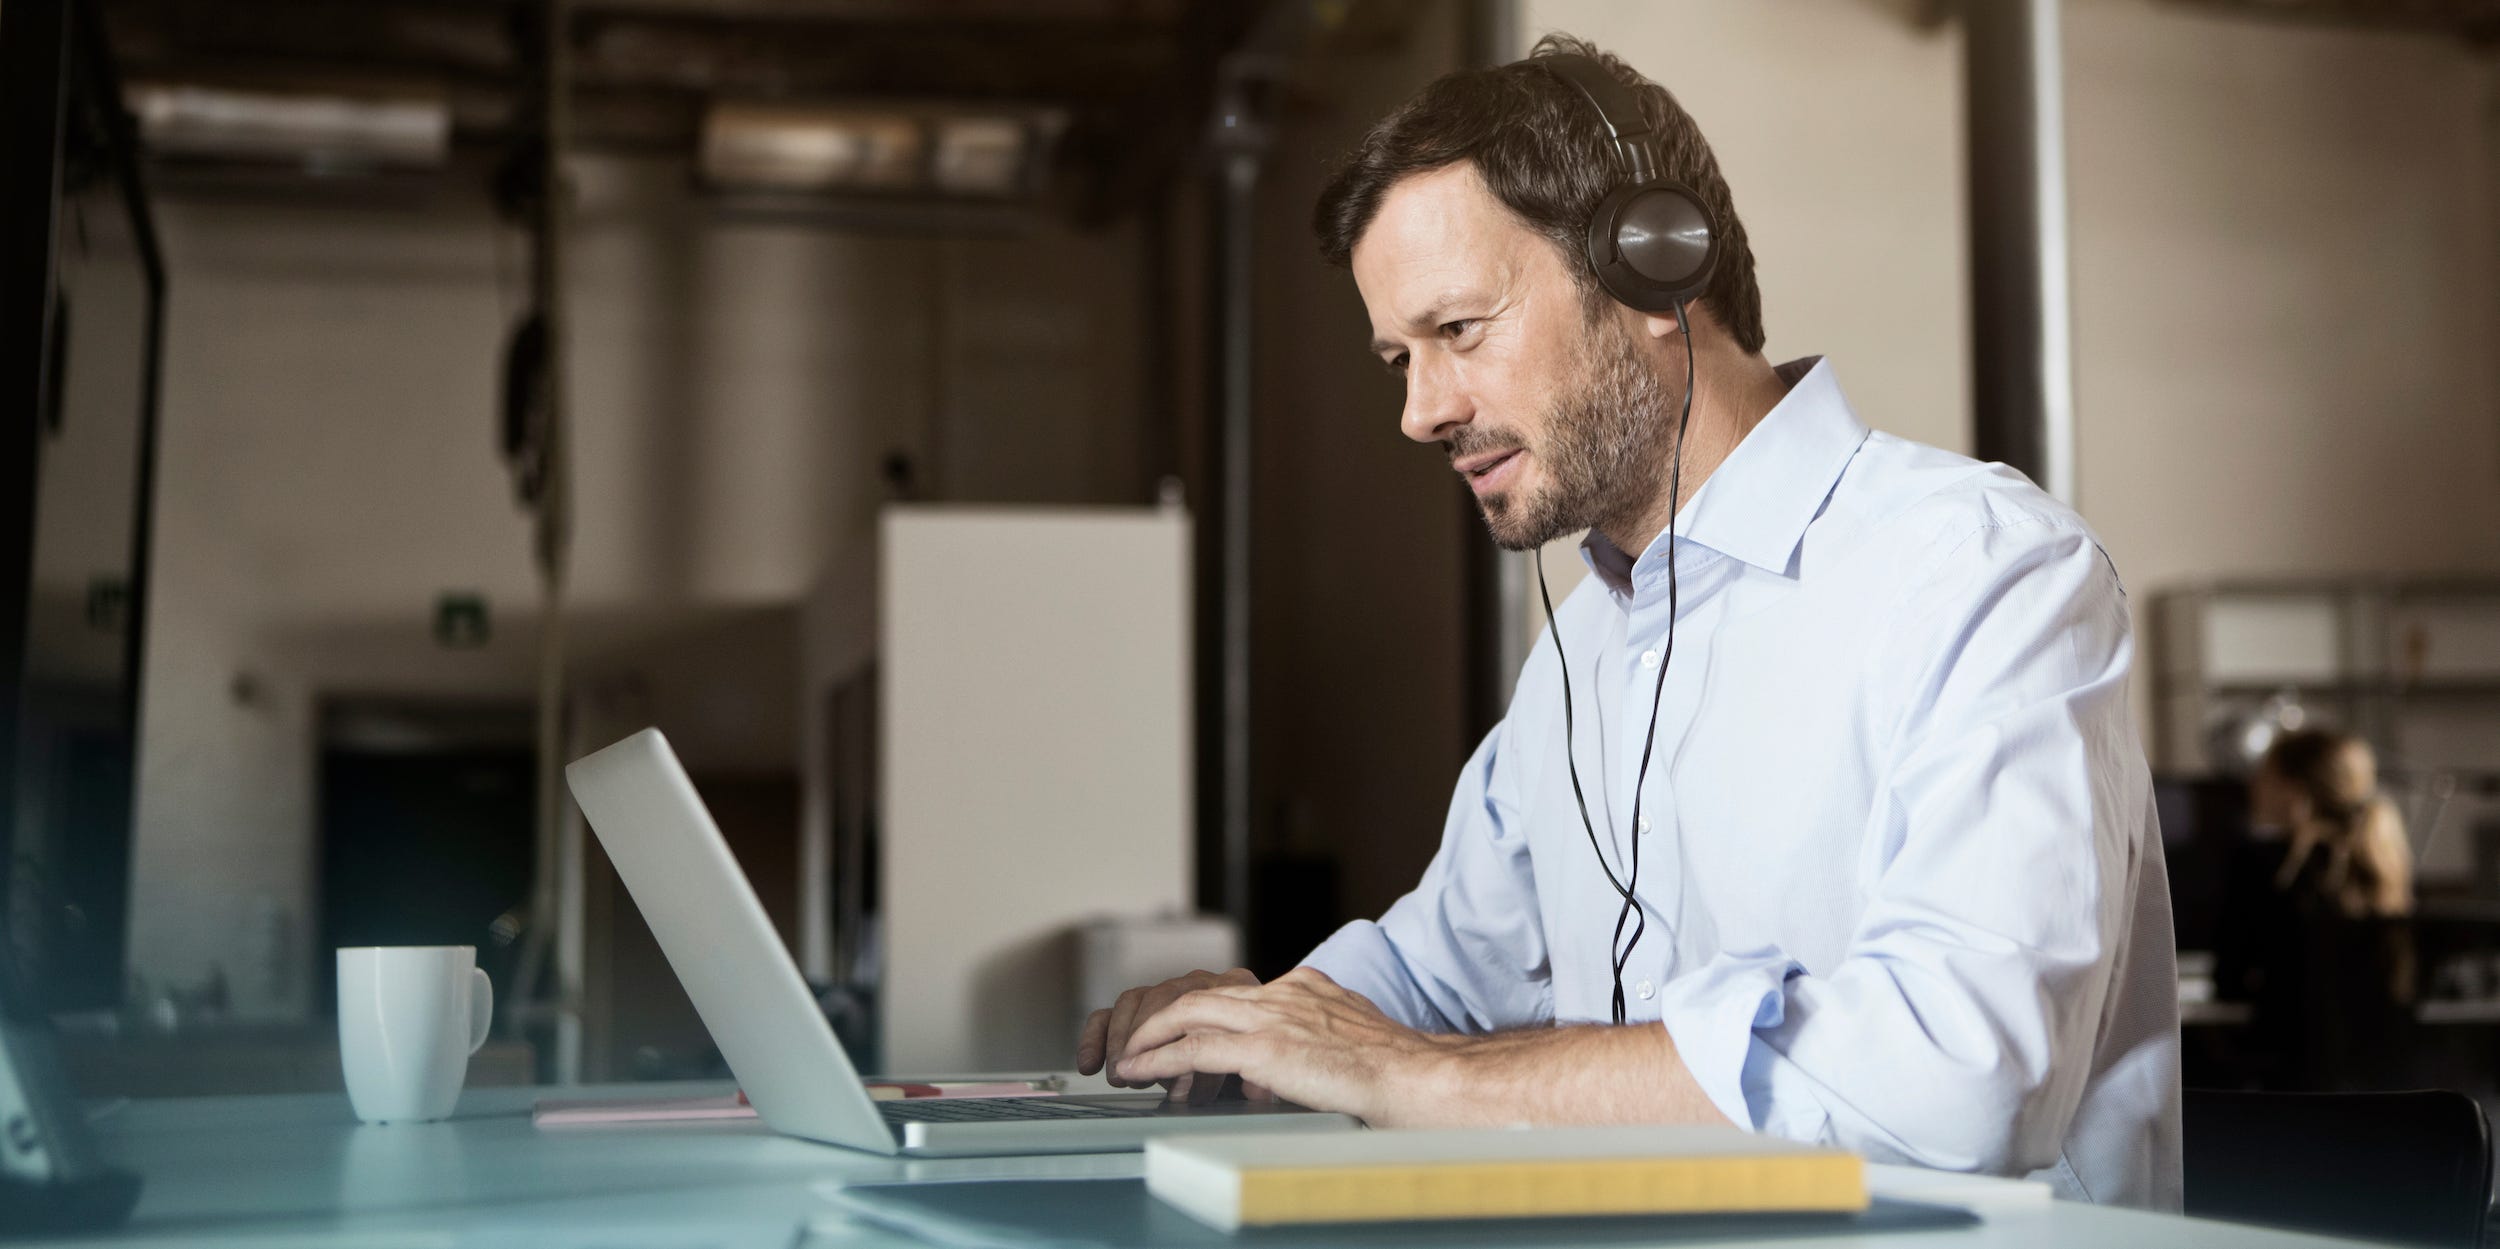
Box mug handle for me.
[467,967,494,1055]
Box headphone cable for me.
[1535,296,1696,1026]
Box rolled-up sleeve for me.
[1652,516,2139,1176]
[1302,718,1553,1035]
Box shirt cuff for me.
[1653,952,1828,1144]
[1300,920,1454,1033]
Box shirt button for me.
[1637,980,1655,1001]
[1639,649,1661,670]
[1638,815,1652,835]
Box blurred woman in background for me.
[2219,728,2416,1089]
[2252,730,2413,920]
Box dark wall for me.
[1245,6,1479,966]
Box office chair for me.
[2185,1088,2491,1248]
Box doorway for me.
[314,699,534,1016]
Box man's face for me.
[1352,163,1676,551]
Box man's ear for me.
[1639,301,1692,343]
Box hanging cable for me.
[1536,297,1697,1025]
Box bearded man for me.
[1076,35,2181,1209]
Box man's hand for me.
[1076,967,1264,1104]
[1112,967,1453,1125]
[1115,967,1733,1130]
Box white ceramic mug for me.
[336,946,493,1124]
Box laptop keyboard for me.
[878,1096,1152,1124]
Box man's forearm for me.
[1384,1023,1733,1130]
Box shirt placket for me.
[1614,539,1721,1008]
[1613,605,1664,1012]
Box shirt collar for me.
[1581,356,1870,592]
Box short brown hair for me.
[1312,33,1766,355]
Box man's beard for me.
[1456,314,1678,552]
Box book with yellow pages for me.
[1145,1124,1867,1232]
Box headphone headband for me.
[1534,53,1660,182]
[1523,51,1718,314]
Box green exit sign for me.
[434,593,491,649]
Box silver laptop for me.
[565,727,1358,1156]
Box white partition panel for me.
[879,505,1192,1073]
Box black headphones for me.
[1534,53,1719,314]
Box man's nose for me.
[1400,355,1470,445]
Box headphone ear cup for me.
[1584,180,1717,313]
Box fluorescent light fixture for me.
[701,104,925,193]
[128,84,450,169]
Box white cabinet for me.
[826,505,1194,1073]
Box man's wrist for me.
[1380,1029,1576,1127]
[1381,1032,1468,1123]
[1373,1024,1728,1129]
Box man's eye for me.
[1442,319,1480,341]
[1383,353,1409,374]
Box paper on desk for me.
[1865,1162,2054,1207]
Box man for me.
[1075,36,2180,1209]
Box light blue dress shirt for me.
[1304,356,2182,1209]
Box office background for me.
[6,0,2500,1112]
